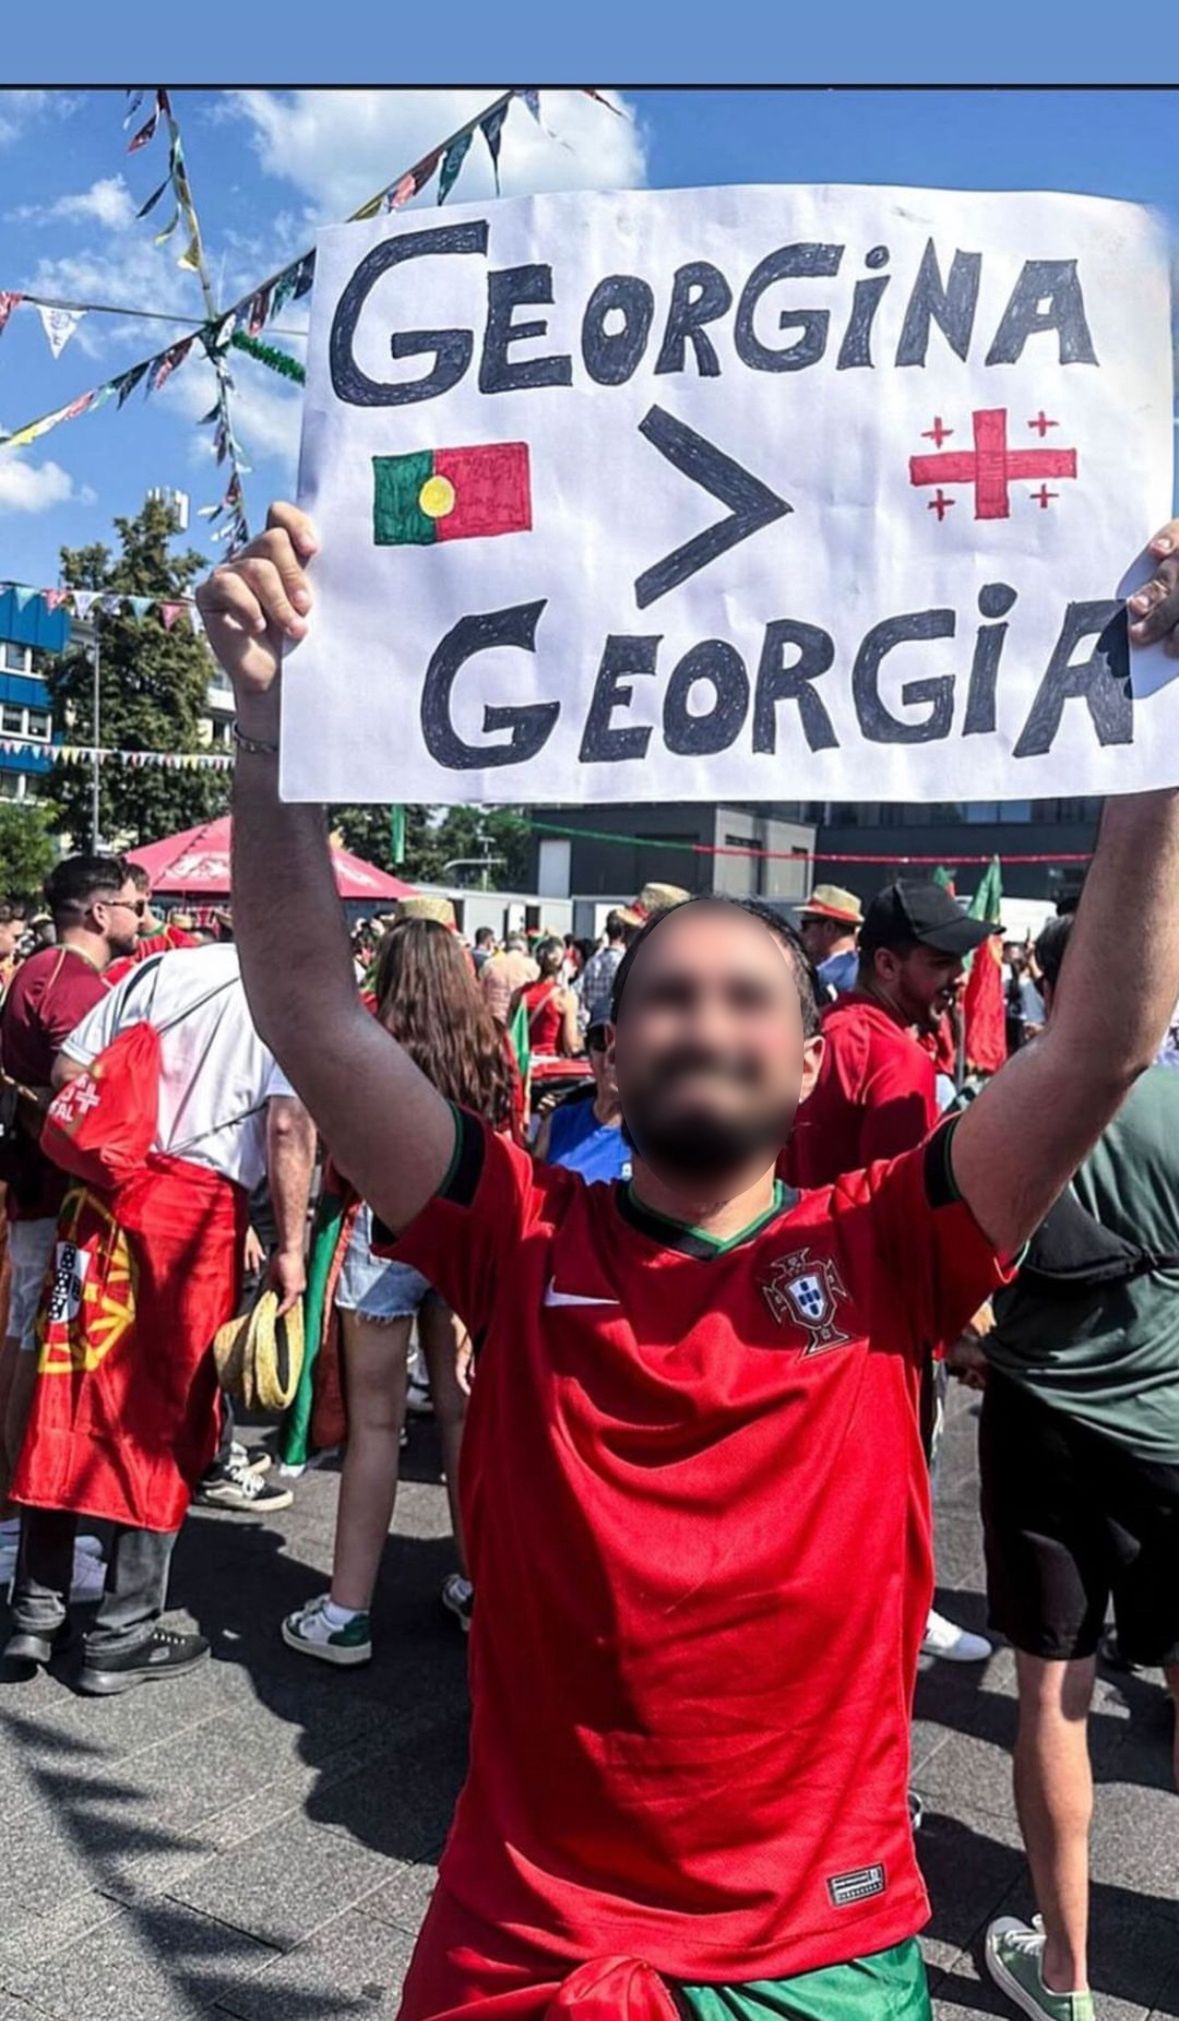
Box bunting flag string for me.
[0,89,621,466]
[0,579,199,626]
[2,739,234,773]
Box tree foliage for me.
[329,803,533,889]
[44,500,230,850]
[0,803,58,903]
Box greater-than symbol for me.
[633,405,792,610]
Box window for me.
[1,706,24,736]
[0,643,30,676]
[25,710,50,741]
[0,773,25,801]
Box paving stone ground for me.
[1,1389,1175,2021]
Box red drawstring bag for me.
[41,1021,164,1191]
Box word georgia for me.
[419,588,1129,773]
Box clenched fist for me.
[194,502,319,731]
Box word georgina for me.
[419,591,1129,772]
[329,221,1099,408]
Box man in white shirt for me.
[5,945,315,1695]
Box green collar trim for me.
[618,1177,795,1260]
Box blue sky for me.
[0,86,1175,592]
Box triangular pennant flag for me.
[388,173,416,212]
[160,603,183,631]
[178,229,203,274]
[123,89,145,125]
[0,292,23,335]
[153,205,179,245]
[100,594,123,615]
[270,267,299,317]
[115,360,150,407]
[246,288,271,336]
[291,253,315,300]
[130,597,152,619]
[151,335,194,392]
[520,89,541,121]
[43,588,69,612]
[71,591,100,619]
[582,88,622,114]
[37,304,84,359]
[438,130,473,205]
[479,103,509,191]
[136,177,168,219]
[127,106,160,152]
[12,588,35,613]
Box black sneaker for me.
[3,1623,70,1668]
[195,1454,293,1513]
[78,1627,210,1696]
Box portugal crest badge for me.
[762,1247,852,1354]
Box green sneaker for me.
[985,1918,1094,2021]
[281,1594,372,1666]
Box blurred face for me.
[799,915,839,962]
[869,943,962,1034]
[0,916,25,961]
[611,907,823,1184]
[92,880,145,957]
[587,1032,620,1117]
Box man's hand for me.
[1127,523,1179,655]
[194,503,317,732]
[243,1225,265,1278]
[268,1245,307,1319]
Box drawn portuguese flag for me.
[372,442,532,546]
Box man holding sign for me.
[201,497,1179,2021]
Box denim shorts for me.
[335,1204,443,1322]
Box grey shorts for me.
[8,1217,57,1352]
[335,1205,444,1323]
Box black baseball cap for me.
[860,879,997,957]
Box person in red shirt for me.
[0,855,141,1523]
[519,936,582,1058]
[201,498,1179,2021]
[103,863,201,984]
[785,878,997,1665]
[785,879,991,1187]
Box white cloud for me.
[226,89,646,222]
[0,90,80,147]
[9,175,136,230]
[0,452,94,514]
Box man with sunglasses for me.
[0,855,141,1528]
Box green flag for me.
[389,805,406,866]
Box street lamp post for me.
[90,628,102,852]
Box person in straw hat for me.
[797,883,864,999]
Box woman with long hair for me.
[283,919,514,1666]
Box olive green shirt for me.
[987,1067,1179,1462]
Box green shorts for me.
[677,1938,930,2021]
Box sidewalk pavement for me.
[0,1387,1175,2021]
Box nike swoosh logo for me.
[544,1277,621,1309]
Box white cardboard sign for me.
[283,184,1175,805]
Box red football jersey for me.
[391,1113,1005,2001]
[784,993,939,1190]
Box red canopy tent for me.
[128,816,415,905]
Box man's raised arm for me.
[195,502,455,1235]
[952,519,1179,1255]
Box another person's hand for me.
[1128,521,1179,654]
[945,1332,989,1391]
[243,1225,265,1277]
[194,502,317,725]
[456,1334,474,1397]
[268,1245,307,1318]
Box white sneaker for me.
[922,1608,992,1662]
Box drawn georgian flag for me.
[372,443,531,547]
